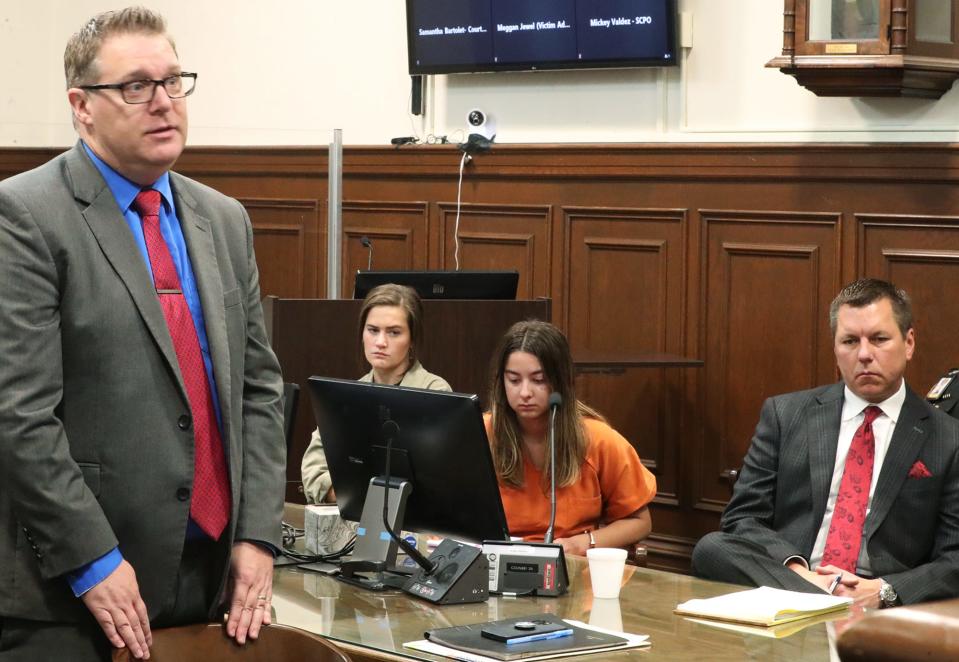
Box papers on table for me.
[684,608,849,639]
[674,585,852,627]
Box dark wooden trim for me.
[11,142,959,183]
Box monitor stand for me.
[337,476,412,591]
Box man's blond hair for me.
[64,6,174,88]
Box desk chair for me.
[627,543,648,568]
[837,596,959,661]
[112,623,352,661]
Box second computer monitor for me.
[353,270,518,300]
[307,376,511,543]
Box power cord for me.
[390,133,453,146]
[451,133,494,269]
[281,521,302,548]
[388,130,489,271]
[453,150,470,271]
[279,520,356,564]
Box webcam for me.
[466,108,496,140]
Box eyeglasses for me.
[79,72,197,105]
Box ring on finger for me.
[257,594,268,600]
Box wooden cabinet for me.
[768,0,959,97]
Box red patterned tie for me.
[134,189,231,539]
[821,405,881,573]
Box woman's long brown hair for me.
[488,320,603,489]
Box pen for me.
[828,572,843,594]
[507,628,574,646]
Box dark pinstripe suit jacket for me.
[0,143,286,623]
[722,381,959,605]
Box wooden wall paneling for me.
[239,198,320,299]
[0,148,61,181]
[549,204,569,335]
[339,200,430,297]
[174,146,330,298]
[562,207,687,350]
[436,203,551,299]
[12,143,959,571]
[312,197,329,301]
[561,207,688,568]
[858,213,959,393]
[697,210,842,516]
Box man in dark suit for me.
[0,8,285,660]
[692,278,959,608]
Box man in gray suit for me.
[693,278,959,608]
[0,7,285,660]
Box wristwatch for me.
[878,579,899,608]
[586,530,596,549]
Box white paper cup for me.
[587,547,628,599]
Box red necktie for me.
[821,405,881,573]
[134,189,231,539]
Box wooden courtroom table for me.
[271,555,854,661]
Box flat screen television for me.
[307,376,511,543]
[353,270,518,300]
[406,0,677,75]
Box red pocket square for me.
[908,460,932,479]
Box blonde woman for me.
[301,284,450,503]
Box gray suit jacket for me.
[723,381,959,604]
[0,143,286,622]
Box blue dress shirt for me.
[67,144,225,596]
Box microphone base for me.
[482,540,569,597]
[335,569,410,592]
[402,538,489,604]
[351,477,411,571]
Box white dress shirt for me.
[808,380,906,576]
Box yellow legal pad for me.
[674,586,853,627]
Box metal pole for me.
[327,128,343,299]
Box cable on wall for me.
[453,150,471,271]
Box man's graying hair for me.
[64,6,174,88]
[829,278,912,337]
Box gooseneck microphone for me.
[361,236,373,271]
[380,419,438,575]
[482,391,570,596]
[544,392,563,544]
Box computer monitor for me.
[353,270,519,300]
[307,376,511,543]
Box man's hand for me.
[224,541,274,644]
[816,564,882,608]
[80,560,152,659]
[787,560,841,593]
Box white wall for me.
[3,0,959,147]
